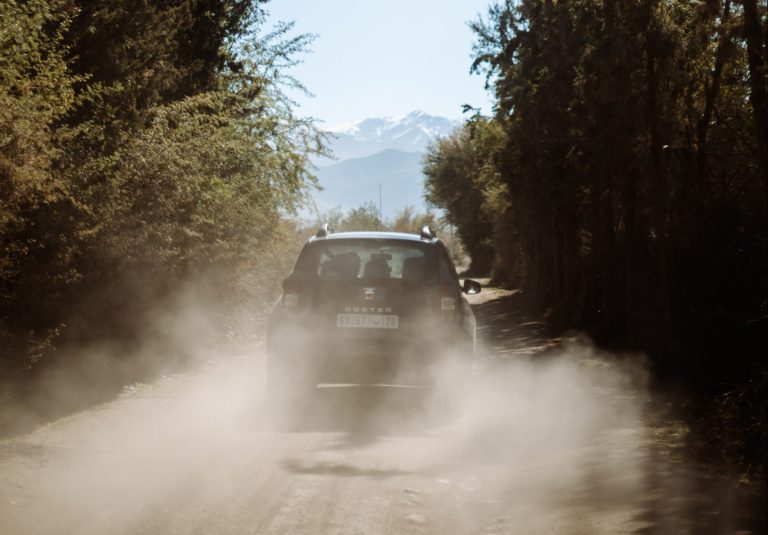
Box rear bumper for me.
[267,321,473,385]
[314,351,438,384]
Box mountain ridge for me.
[312,111,460,217]
[320,110,459,162]
[313,149,425,217]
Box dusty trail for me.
[0,290,764,534]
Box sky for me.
[264,0,495,128]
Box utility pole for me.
[379,184,382,231]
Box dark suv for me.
[266,225,481,393]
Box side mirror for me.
[462,279,481,295]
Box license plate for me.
[336,314,399,329]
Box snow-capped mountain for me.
[323,110,460,161]
[312,111,461,218]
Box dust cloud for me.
[0,303,763,534]
[269,336,653,509]
[0,285,227,438]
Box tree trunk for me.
[645,7,671,353]
[742,0,768,182]
[696,0,732,185]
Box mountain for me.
[311,111,460,218]
[313,149,425,218]
[322,110,459,162]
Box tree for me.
[443,0,767,474]
[1,1,324,380]
[741,0,767,181]
[0,0,81,348]
[458,0,765,375]
[423,118,498,275]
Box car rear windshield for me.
[295,240,431,283]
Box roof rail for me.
[420,225,436,241]
[315,223,334,238]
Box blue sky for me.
[264,0,495,128]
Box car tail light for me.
[441,296,456,310]
[282,278,300,307]
[440,283,457,320]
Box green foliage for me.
[311,203,436,234]
[307,203,466,267]
[426,0,766,379]
[423,117,502,275]
[1,1,324,378]
[335,201,383,231]
[61,1,262,132]
[424,0,766,476]
[389,205,440,234]
[0,0,83,340]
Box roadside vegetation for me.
[300,203,466,266]
[0,0,324,426]
[424,0,766,480]
[2,0,765,484]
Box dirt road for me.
[0,290,764,534]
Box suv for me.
[266,225,481,393]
